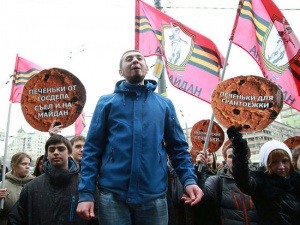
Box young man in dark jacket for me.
[8,135,88,225]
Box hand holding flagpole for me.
[1,102,12,209]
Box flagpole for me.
[1,101,12,209]
[134,0,138,49]
[198,40,233,172]
[1,54,19,208]
[153,0,167,95]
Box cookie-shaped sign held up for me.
[211,75,283,132]
[190,119,224,153]
[284,136,300,150]
[21,68,86,132]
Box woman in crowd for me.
[183,143,258,225]
[185,150,218,225]
[292,146,300,171]
[228,126,300,225]
[0,152,35,225]
[32,155,44,177]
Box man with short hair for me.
[70,136,86,165]
[8,135,88,225]
[70,135,99,225]
[48,122,86,165]
[77,50,203,225]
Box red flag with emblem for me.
[230,0,300,111]
[135,0,225,103]
[10,55,43,103]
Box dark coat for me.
[232,148,300,225]
[7,158,88,225]
[199,166,259,225]
[185,166,217,225]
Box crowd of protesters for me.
[0,50,300,225]
[1,132,299,225]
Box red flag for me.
[230,0,300,111]
[75,111,86,136]
[10,55,43,103]
[135,0,225,103]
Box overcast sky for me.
[0,0,299,151]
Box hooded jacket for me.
[198,166,258,225]
[0,172,34,225]
[7,158,87,225]
[79,79,197,204]
[185,165,218,225]
[233,143,300,225]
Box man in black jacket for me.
[8,135,89,225]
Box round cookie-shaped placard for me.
[211,75,283,132]
[284,136,300,150]
[190,119,224,153]
[21,68,86,132]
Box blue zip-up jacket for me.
[78,79,197,204]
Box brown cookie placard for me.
[211,75,283,132]
[284,136,300,150]
[190,119,224,153]
[21,68,86,132]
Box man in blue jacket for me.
[76,50,203,225]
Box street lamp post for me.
[257,137,263,154]
[154,0,162,10]
[153,0,166,95]
[22,137,26,152]
[179,110,189,144]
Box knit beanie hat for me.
[259,140,292,167]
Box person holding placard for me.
[184,150,219,225]
[227,126,300,225]
[0,153,34,225]
[183,144,258,225]
[0,166,9,183]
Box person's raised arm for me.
[227,126,254,194]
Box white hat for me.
[259,140,292,167]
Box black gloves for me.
[227,126,248,151]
